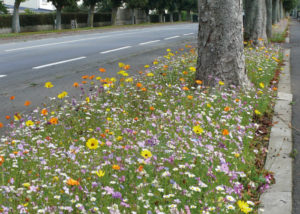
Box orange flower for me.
[5,115,10,120]
[195,80,203,85]
[24,101,31,106]
[136,82,142,88]
[163,65,168,69]
[179,78,185,82]
[10,96,15,100]
[222,129,229,136]
[100,133,106,138]
[67,178,80,186]
[138,165,144,172]
[187,95,193,100]
[224,106,231,112]
[134,117,138,121]
[73,82,79,87]
[105,129,110,133]
[49,117,58,125]
[0,122,3,128]
[149,106,155,111]
[141,87,147,92]
[0,156,4,166]
[272,87,278,91]
[41,109,48,116]
[89,75,95,80]
[183,71,188,75]
[82,81,87,84]
[82,75,89,79]
[235,98,240,102]
[182,87,189,91]
[123,65,130,70]
[112,165,121,170]
[161,73,167,76]
[99,68,106,73]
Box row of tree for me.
[7,0,197,33]
[196,0,299,87]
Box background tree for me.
[12,0,27,33]
[196,0,248,87]
[83,0,104,27]
[47,0,78,30]
[0,0,8,14]
[104,0,123,25]
[266,0,273,38]
[124,0,148,24]
[283,0,299,12]
[244,0,267,44]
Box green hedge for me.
[0,13,111,28]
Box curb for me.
[259,47,293,213]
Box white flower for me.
[247,201,255,206]
[216,186,224,191]
[226,204,235,210]
[54,195,61,200]
[226,195,235,202]
[90,197,96,202]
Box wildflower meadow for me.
[0,44,282,213]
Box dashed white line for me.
[32,56,86,69]
[0,75,7,78]
[100,46,132,54]
[164,36,180,40]
[139,40,160,46]
[183,33,195,36]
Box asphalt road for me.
[0,23,198,135]
[287,19,300,214]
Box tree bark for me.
[277,0,280,22]
[55,6,62,30]
[12,0,21,33]
[88,3,95,28]
[187,10,191,21]
[131,8,135,24]
[266,0,272,39]
[170,12,174,23]
[111,7,118,25]
[244,0,267,45]
[272,0,279,24]
[178,10,182,21]
[196,0,248,87]
[159,13,163,23]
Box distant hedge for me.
[0,13,111,28]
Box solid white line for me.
[5,36,109,52]
[100,46,132,54]
[164,36,180,40]
[139,40,160,46]
[0,75,7,78]
[183,33,195,36]
[33,56,86,69]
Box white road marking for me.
[0,75,7,78]
[183,33,195,36]
[5,36,109,52]
[100,46,132,54]
[139,40,160,46]
[33,56,86,69]
[164,36,180,40]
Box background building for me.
[3,0,55,13]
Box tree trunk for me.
[266,0,272,39]
[55,6,62,30]
[272,0,279,24]
[244,0,267,45]
[12,0,21,33]
[111,7,118,25]
[178,10,182,21]
[187,10,191,21]
[170,12,174,23]
[131,8,135,24]
[196,0,248,87]
[159,13,163,23]
[277,0,280,22]
[88,3,95,28]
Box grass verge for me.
[0,45,282,213]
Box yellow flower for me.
[207,103,212,108]
[95,170,105,177]
[57,91,68,99]
[110,77,116,82]
[141,149,152,159]
[25,120,34,127]
[157,92,162,96]
[166,48,171,52]
[22,183,30,188]
[259,82,265,88]
[86,138,99,150]
[86,97,90,103]
[193,125,203,135]
[255,110,261,115]
[116,136,123,141]
[189,67,196,72]
[118,62,125,68]
[144,65,150,68]
[237,200,252,214]
[258,68,263,71]
[125,77,133,82]
[147,73,154,77]
[53,176,59,182]
[44,82,54,88]
[219,81,225,86]
[153,60,158,65]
